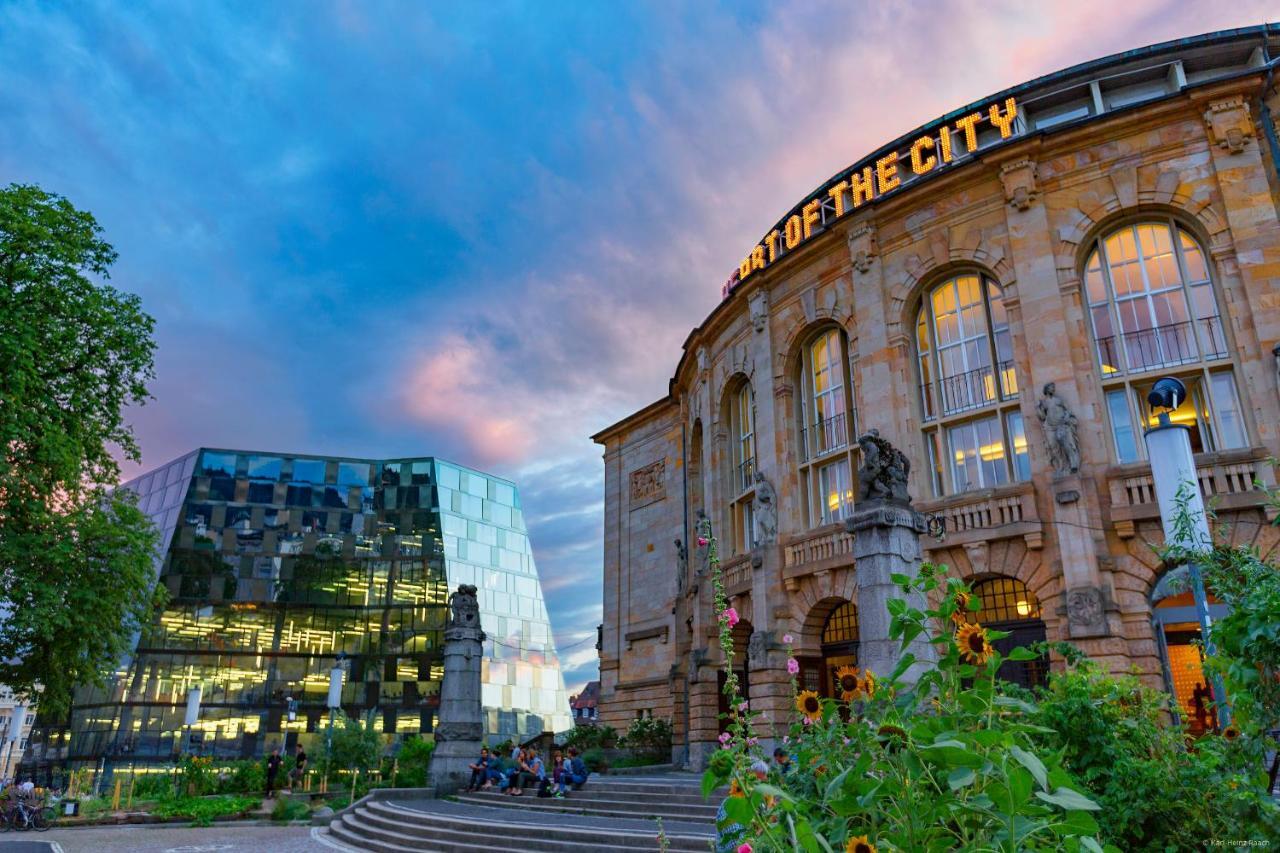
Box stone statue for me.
[1036,382,1080,475]
[746,630,767,666]
[446,584,482,633]
[856,429,912,504]
[1272,343,1280,396]
[751,472,778,546]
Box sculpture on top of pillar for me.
[429,584,486,794]
[1036,382,1081,475]
[856,429,912,505]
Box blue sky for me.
[2,0,1273,693]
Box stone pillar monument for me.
[428,584,486,794]
[844,431,937,684]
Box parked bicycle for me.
[0,792,53,832]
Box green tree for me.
[317,710,383,793]
[0,183,159,717]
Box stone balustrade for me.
[1107,447,1277,538]
[720,554,753,597]
[781,522,855,579]
[918,481,1043,551]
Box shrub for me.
[212,759,265,795]
[580,747,608,773]
[270,797,312,823]
[177,755,215,796]
[393,736,436,787]
[152,794,258,827]
[620,717,672,761]
[561,725,603,751]
[129,771,175,800]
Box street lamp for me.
[325,653,346,791]
[1143,376,1230,729]
[285,696,298,724]
[2,704,27,783]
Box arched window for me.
[728,383,756,555]
[797,328,858,527]
[916,274,1027,496]
[966,576,1047,689]
[1083,220,1246,462]
[821,601,859,697]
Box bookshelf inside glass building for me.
[21,449,571,780]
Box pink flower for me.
[697,536,708,547]
[786,658,800,675]
[802,716,813,726]
[782,633,793,644]
[721,607,739,627]
[746,737,759,746]
[737,845,753,853]
[782,736,790,744]
[737,701,749,712]
[718,731,731,745]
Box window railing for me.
[1095,316,1227,376]
[800,412,851,461]
[737,456,756,493]
[920,360,1017,420]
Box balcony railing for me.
[783,524,855,573]
[800,412,852,461]
[737,456,756,494]
[916,481,1043,550]
[1107,448,1277,537]
[1095,316,1228,376]
[920,360,1017,421]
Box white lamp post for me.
[1143,377,1230,729]
[184,686,202,754]
[2,704,27,782]
[326,653,346,788]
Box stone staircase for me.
[324,775,719,852]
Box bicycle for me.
[0,795,52,831]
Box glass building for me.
[21,449,571,782]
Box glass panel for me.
[1209,372,1246,450]
[948,422,979,493]
[948,416,1004,492]
[1136,378,1207,454]
[199,451,237,478]
[246,456,282,480]
[1106,390,1139,463]
[291,459,327,484]
[1179,230,1208,282]
[1006,412,1030,481]
[338,462,370,488]
[817,459,853,526]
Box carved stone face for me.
[1043,382,1055,396]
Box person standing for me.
[290,744,308,790]
[265,747,283,798]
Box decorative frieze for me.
[629,460,666,506]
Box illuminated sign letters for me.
[724,96,1020,297]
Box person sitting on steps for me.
[564,746,589,791]
[465,747,494,792]
[510,747,544,796]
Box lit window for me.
[797,328,859,527]
[729,382,757,555]
[915,274,1023,496]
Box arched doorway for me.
[819,601,860,697]
[968,576,1048,689]
[1151,569,1229,735]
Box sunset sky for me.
[2,1,1273,693]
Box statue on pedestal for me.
[751,472,778,546]
[856,429,912,504]
[1036,382,1080,475]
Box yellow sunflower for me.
[846,835,877,853]
[956,622,994,665]
[951,590,973,625]
[796,689,822,723]
[728,779,745,798]
[835,665,862,700]
[860,670,877,699]
[1223,725,1240,741]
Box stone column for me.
[428,584,486,794]
[844,432,936,683]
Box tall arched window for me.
[916,274,1027,496]
[797,328,858,527]
[1083,219,1246,462]
[965,576,1047,690]
[728,382,756,555]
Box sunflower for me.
[796,690,822,723]
[846,835,877,853]
[728,779,746,798]
[835,665,862,700]
[876,723,906,753]
[956,622,994,665]
[951,590,973,625]
[1223,725,1240,741]
[860,670,877,699]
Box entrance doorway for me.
[968,576,1048,690]
[1152,575,1229,734]
[717,620,753,734]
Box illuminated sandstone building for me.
[23,450,570,780]
[593,25,1280,767]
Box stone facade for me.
[593,27,1280,767]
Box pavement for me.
[12,824,344,853]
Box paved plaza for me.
[11,824,343,853]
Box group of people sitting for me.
[465,743,589,798]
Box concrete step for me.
[454,790,718,822]
[325,800,712,853]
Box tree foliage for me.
[316,710,382,778]
[0,183,159,717]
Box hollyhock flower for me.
[737,844,753,853]
[721,607,739,627]
[786,657,800,675]
[697,537,708,547]
[782,633,793,644]
[737,701,749,712]
[718,731,731,745]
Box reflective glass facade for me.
[22,450,569,781]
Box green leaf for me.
[700,768,724,799]
[1035,787,1101,811]
[947,767,976,790]
[890,572,909,586]
[722,794,752,824]
[993,695,1039,714]
[1006,646,1041,661]
[823,766,852,802]
[753,783,795,803]
[1008,745,1049,789]
[920,740,985,768]
[889,652,917,682]
[1080,837,1104,853]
